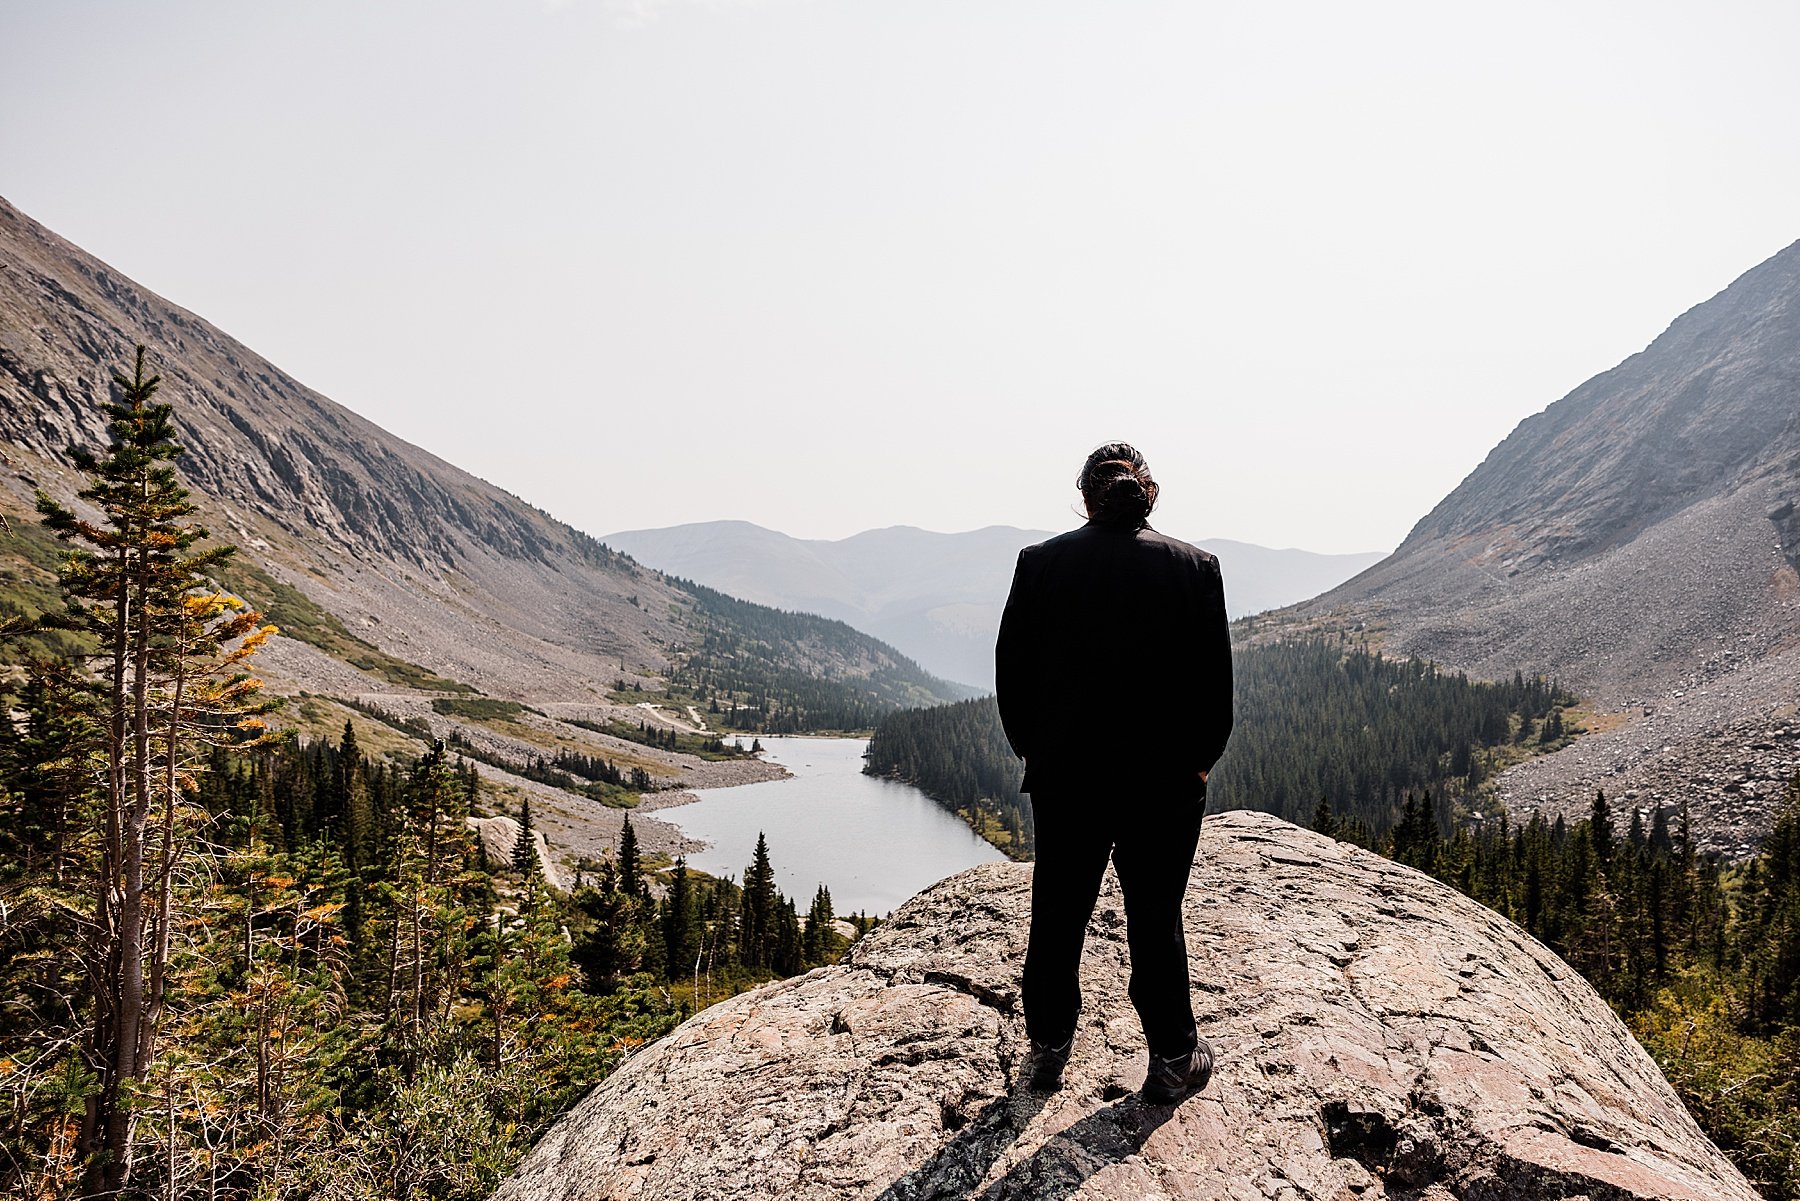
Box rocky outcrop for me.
[493,812,1754,1201]
[467,815,567,891]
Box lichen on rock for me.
[493,811,1758,1201]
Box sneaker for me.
[1023,1036,1073,1091]
[1141,1037,1213,1104]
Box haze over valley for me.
[604,521,1385,689]
[0,193,961,873]
[6,3,1800,1197]
[4,180,1799,1201]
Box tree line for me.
[563,712,744,762]
[437,726,654,806]
[570,819,855,996]
[1213,639,1570,828]
[864,695,1031,856]
[665,580,959,734]
[864,637,1572,856]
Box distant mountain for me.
[1294,236,1800,852]
[1201,538,1391,616]
[604,521,1385,689]
[0,193,957,725]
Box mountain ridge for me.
[1393,235,1800,571]
[1290,235,1800,850]
[0,192,960,873]
[604,520,1386,688]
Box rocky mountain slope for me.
[1,202,666,700]
[494,811,1754,1201]
[1294,238,1800,851]
[605,521,1384,689]
[0,194,957,870]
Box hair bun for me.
[1103,474,1146,499]
[1091,470,1151,524]
[1077,442,1158,527]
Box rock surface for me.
[493,812,1755,1201]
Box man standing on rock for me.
[996,442,1234,1104]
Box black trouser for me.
[1021,788,1203,1060]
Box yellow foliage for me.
[1632,973,1762,1077]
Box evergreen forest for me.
[864,637,1574,858]
[0,351,851,1199]
[664,580,962,734]
[864,695,1031,855]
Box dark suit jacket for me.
[995,521,1233,799]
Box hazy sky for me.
[5,1,1798,554]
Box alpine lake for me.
[657,735,1007,916]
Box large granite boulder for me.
[494,811,1757,1200]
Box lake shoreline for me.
[860,764,1030,863]
[650,736,1006,914]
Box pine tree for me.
[1310,796,1339,840]
[772,898,804,976]
[335,719,375,870]
[571,859,646,990]
[801,884,836,966]
[512,798,541,880]
[0,659,105,1190]
[662,857,698,987]
[34,345,276,1194]
[1747,780,1800,1030]
[381,742,480,1081]
[738,832,779,970]
[1590,791,1614,868]
[617,813,643,898]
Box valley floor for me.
[255,637,790,875]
